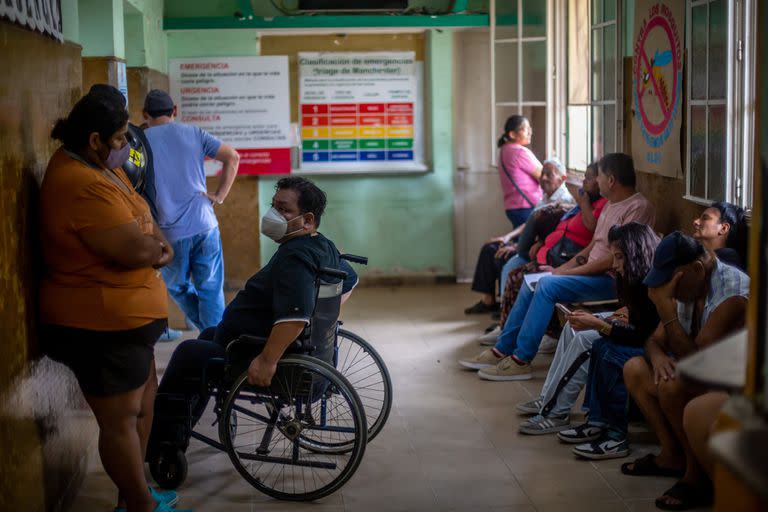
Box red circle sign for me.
[635,15,680,137]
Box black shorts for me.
[41,319,167,396]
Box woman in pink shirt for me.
[497,115,543,227]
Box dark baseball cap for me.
[643,231,705,288]
[143,89,174,113]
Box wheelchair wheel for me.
[334,329,392,444]
[148,445,188,490]
[219,355,367,501]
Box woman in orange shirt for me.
[40,88,182,512]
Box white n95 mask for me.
[260,207,303,242]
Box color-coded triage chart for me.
[298,51,424,172]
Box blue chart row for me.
[302,150,414,162]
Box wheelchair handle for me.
[340,253,368,265]
[318,266,348,280]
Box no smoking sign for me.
[632,3,683,150]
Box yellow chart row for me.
[302,126,414,139]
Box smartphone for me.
[555,303,572,315]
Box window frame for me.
[684,0,756,210]
[564,0,622,171]
[489,0,555,165]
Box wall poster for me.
[169,56,291,175]
[298,51,426,173]
[631,1,684,178]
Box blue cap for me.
[143,89,174,113]
[643,231,705,288]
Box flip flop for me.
[655,480,713,511]
[620,453,684,478]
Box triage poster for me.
[298,51,425,172]
[169,56,291,175]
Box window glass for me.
[567,105,590,170]
[592,28,603,102]
[495,42,519,103]
[521,105,547,159]
[707,105,727,201]
[691,4,708,100]
[592,0,603,25]
[690,105,707,197]
[495,0,518,40]
[522,0,546,38]
[603,25,616,101]
[604,104,616,154]
[592,105,604,158]
[522,41,547,102]
[708,0,727,99]
[604,0,616,22]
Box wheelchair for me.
[147,254,392,501]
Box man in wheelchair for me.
[148,176,357,458]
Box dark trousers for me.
[152,327,265,451]
[471,242,514,295]
[505,207,534,228]
[584,337,644,435]
[156,337,227,429]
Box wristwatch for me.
[599,322,612,336]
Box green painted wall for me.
[79,0,125,58]
[167,29,260,58]
[122,0,168,73]
[258,30,455,276]
[124,12,144,66]
[60,0,79,44]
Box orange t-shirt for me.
[39,148,168,331]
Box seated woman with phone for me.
[515,223,659,437]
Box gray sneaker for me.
[458,348,501,370]
[519,414,571,435]
[515,398,543,415]
[538,334,558,354]
[478,326,501,346]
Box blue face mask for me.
[104,143,131,169]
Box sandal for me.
[620,453,684,478]
[654,480,713,510]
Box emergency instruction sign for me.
[298,51,425,173]
[169,56,291,175]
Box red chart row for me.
[301,103,413,115]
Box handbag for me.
[545,232,585,267]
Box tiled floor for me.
[70,284,710,512]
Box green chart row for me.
[302,139,413,151]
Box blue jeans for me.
[161,226,225,331]
[499,254,530,293]
[495,273,616,361]
[505,207,533,228]
[584,338,644,435]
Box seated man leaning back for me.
[149,177,357,453]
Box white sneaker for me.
[538,334,558,354]
[458,348,501,370]
[478,326,501,346]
